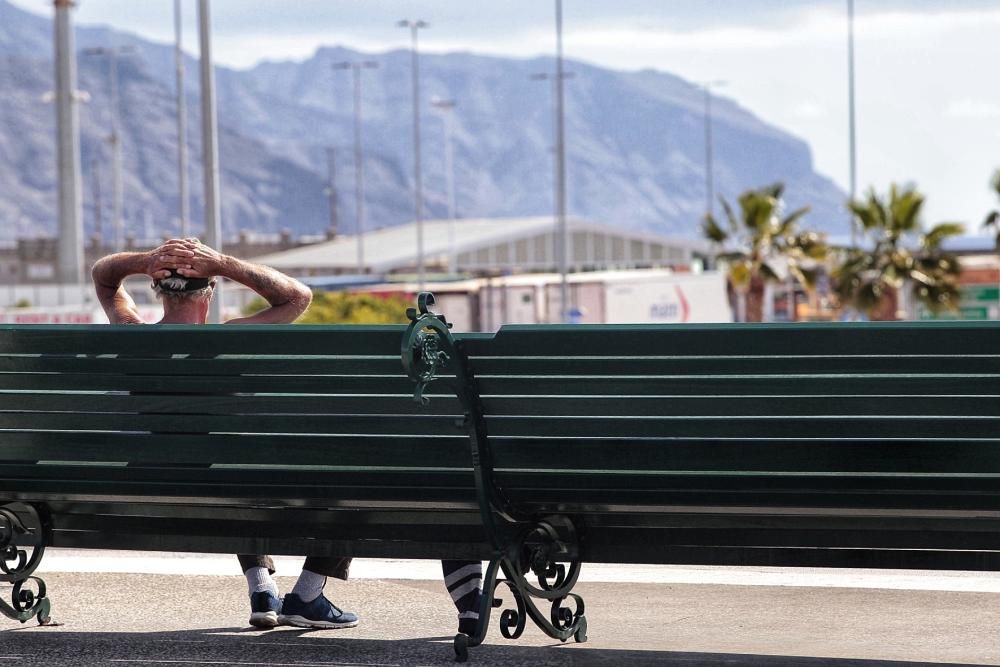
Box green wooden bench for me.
[0,322,491,633]
[3,291,1000,662]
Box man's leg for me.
[279,557,359,629]
[442,560,483,636]
[237,555,281,628]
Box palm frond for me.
[922,222,964,249]
[778,206,810,235]
[702,215,728,243]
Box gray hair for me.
[152,275,215,301]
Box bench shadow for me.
[0,625,981,666]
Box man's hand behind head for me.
[173,239,227,280]
[147,239,197,280]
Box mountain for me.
[0,0,848,243]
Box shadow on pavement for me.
[0,625,984,666]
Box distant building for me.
[252,216,709,277]
[0,228,330,286]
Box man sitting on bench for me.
[91,237,358,630]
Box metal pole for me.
[53,0,84,289]
[431,98,456,272]
[326,146,339,238]
[704,86,713,218]
[554,0,569,322]
[91,158,102,242]
[351,64,367,274]
[198,0,223,322]
[443,106,456,272]
[399,20,428,288]
[108,49,123,252]
[848,0,858,248]
[175,0,190,238]
[334,61,377,274]
[702,80,726,220]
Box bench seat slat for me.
[490,438,1000,474]
[482,395,1000,417]
[0,373,425,394]
[0,431,468,467]
[0,412,463,436]
[461,322,1000,357]
[470,356,1000,376]
[0,325,406,355]
[0,356,406,376]
[486,416,1000,439]
[474,375,1000,396]
[0,392,462,416]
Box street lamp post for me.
[702,80,726,220]
[325,146,339,238]
[530,71,572,282]
[84,45,133,253]
[847,0,858,248]
[198,0,223,323]
[333,60,378,275]
[430,97,456,273]
[53,0,84,289]
[553,0,570,322]
[174,0,190,238]
[398,19,428,289]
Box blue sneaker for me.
[278,593,359,629]
[248,591,282,628]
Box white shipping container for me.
[603,272,732,323]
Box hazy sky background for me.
[11,0,1000,231]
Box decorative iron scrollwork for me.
[0,504,52,625]
[453,516,587,662]
[401,292,456,404]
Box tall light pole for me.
[531,70,572,280]
[430,97,456,273]
[198,0,223,322]
[702,80,726,220]
[325,146,339,238]
[334,60,378,275]
[847,0,858,248]
[398,19,428,288]
[175,0,190,238]
[91,158,103,242]
[554,0,570,322]
[84,45,132,253]
[53,0,84,288]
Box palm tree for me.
[703,183,827,322]
[982,169,1000,248]
[835,184,963,320]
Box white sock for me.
[245,566,279,598]
[290,569,327,603]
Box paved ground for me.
[4,558,1000,666]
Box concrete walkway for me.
[3,554,1000,665]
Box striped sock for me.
[442,560,482,622]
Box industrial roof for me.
[252,216,708,272]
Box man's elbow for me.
[292,285,313,318]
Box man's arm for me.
[92,243,191,324]
[173,241,312,324]
[218,256,313,325]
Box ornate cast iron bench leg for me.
[403,293,587,662]
[0,503,52,625]
[453,517,588,662]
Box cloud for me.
[946,99,1000,119]
[790,102,827,119]
[563,7,1000,54]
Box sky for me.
[11,0,1000,231]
